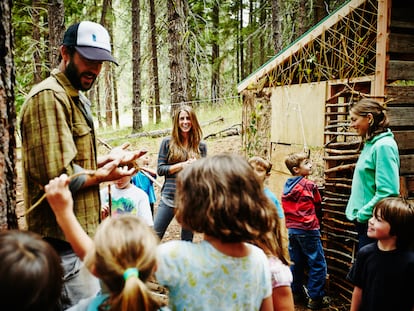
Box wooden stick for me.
[25,170,96,215]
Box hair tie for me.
[123,268,139,281]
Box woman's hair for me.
[373,197,414,250]
[284,152,308,175]
[168,105,203,163]
[0,230,63,311]
[350,98,389,141]
[248,156,273,174]
[175,153,277,243]
[84,215,160,311]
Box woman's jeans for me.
[288,229,327,300]
[154,198,193,241]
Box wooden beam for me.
[237,0,368,93]
[373,0,390,101]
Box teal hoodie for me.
[345,129,400,223]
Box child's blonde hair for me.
[248,156,273,175]
[84,215,160,311]
[175,153,277,242]
[285,152,309,175]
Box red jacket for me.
[281,176,322,230]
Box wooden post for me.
[373,0,390,103]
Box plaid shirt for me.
[20,69,100,240]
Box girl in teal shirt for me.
[346,99,400,249]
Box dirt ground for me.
[16,134,348,310]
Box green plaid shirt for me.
[20,69,100,240]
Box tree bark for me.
[32,0,42,83]
[271,0,282,53]
[101,0,114,128]
[168,0,191,113]
[0,0,18,230]
[211,0,220,103]
[149,0,161,123]
[48,0,65,69]
[132,0,142,131]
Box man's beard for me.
[65,60,96,92]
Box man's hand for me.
[98,142,148,167]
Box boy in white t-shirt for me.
[100,175,153,227]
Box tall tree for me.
[271,0,282,53]
[0,0,18,230]
[132,0,142,131]
[48,0,65,69]
[210,0,220,103]
[101,0,115,128]
[168,0,191,112]
[149,0,161,124]
[32,0,42,84]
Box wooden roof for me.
[237,0,379,93]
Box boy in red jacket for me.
[281,152,329,310]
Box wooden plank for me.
[400,155,414,175]
[386,85,414,104]
[394,131,414,151]
[389,33,414,54]
[387,60,414,81]
[388,107,414,126]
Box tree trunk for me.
[211,0,219,103]
[132,0,142,131]
[271,0,282,53]
[298,0,307,37]
[149,0,161,124]
[239,0,244,80]
[0,0,18,230]
[101,0,114,128]
[168,0,191,113]
[48,0,65,69]
[32,0,42,83]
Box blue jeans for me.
[154,198,193,241]
[59,250,100,310]
[288,229,327,299]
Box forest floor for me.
[15,134,349,310]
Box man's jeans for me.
[288,229,327,299]
[154,198,193,241]
[59,250,100,310]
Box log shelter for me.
[238,0,414,302]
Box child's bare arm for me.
[45,174,94,260]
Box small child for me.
[132,154,158,215]
[248,156,284,218]
[347,197,414,311]
[155,154,274,310]
[45,174,165,311]
[100,173,154,226]
[0,230,63,311]
[281,152,329,310]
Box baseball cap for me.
[62,21,118,65]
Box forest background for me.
[13,0,347,129]
[0,0,348,229]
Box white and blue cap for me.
[62,21,118,65]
